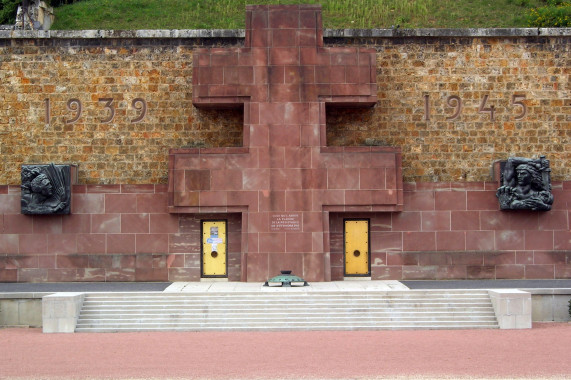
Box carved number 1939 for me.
[44,97,148,125]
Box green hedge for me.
[527,0,571,26]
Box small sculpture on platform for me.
[21,164,72,214]
[496,156,553,211]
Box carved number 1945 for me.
[424,94,527,122]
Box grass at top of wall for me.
[51,0,546,30]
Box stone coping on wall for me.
[1,28,570,40]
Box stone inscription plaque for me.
[270,213,301,232]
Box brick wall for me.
[0,30,569,185]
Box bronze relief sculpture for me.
[21,164,72,214]
[496,156,553,211]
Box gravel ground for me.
[1,323,570,380]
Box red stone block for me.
[33,216,62,234]
[525,264,554,279]
[259,191,285,212]
[105,268,136,282]
[372,266,403,280]
[436,231,466,250]
[533,251,567,264]
[0,194,20,213]
[137,193,168,213]
[76,234,105,254]
[4,255,38,269]
[495,230,525,250]
[327,168,359,190]
[168,267,200,282]
[136,234,168,254]
[303,252,324,281]
[105,194,137,214]
[259,232,286,253]
[40,254,60,270]
[516,251,534,264]
[359,168,385,189]
[403,191,434,211]
[273,170,303,191]
[0,269,18,282]
[387,252,419,266]
[121,214,149,234]
[48,234,77,255]
[107,234,136,254]
[467,266,496,279]
[75,268,106,282]
[47,268,78,282]
[392,212,421,232]
[3,214,33,234]
[450,211,480,231]
[435,190,466,211]
[484,251,516,265]
[273,29,297,47]
[538,210,569,231]
[421,211,451,232]
[0,234,19,254]
[554,230,571,250]
[246,252,269,282]
[419,252,449,266]
[371,251,387,267]
[270,48,299,65]
[466,191,498,211]
[285,191,311,212]
[19,234,47,255]
[509,212,539,230]
[403,232,436,251]
[435,265,467,280]
[402,266,438,280]
[371,232,402,252]
[524,230,554,250]
[210,170,243,191]
[480,210,511,231]
[199,191,228,207]
[62,214,91,234]
[72,194,105,214]
[91,214,120,234]
[149,214,179,234]
[18,268,48,282]
[555,265,571,279]
[269,8,299,29]
[120,184,155,194]
[135,268,168,282]
[496,265,525,279]
[57,255,88,269]
[285,232,313,253]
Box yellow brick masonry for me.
[0,29,569,184]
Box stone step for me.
[75,321,500,333]
[79,311,496,319]
[75,290,500,332]
[80,307,495,315]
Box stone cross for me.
[169,5,402,282]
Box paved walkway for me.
[1,323,570,379]
[165,280,409,293]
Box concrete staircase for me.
[74,290,499,332]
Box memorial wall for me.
[0,23,569,282]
